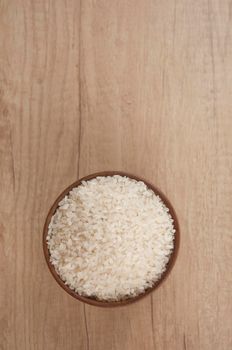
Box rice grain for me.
[47,175,175,301]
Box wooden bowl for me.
[43,171,180,307]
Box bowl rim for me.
[43,171,180,307]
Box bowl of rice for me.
[43,171,179,307]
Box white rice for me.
[47,175,175,301]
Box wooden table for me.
[1,1,231,349]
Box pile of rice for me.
[47,175,175,301]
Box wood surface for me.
[0,0,231,349]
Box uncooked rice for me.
[47,175,175,301]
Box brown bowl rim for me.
[43,171,180,307]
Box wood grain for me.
[0,0,232,349]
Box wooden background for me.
[0,1,232,349]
